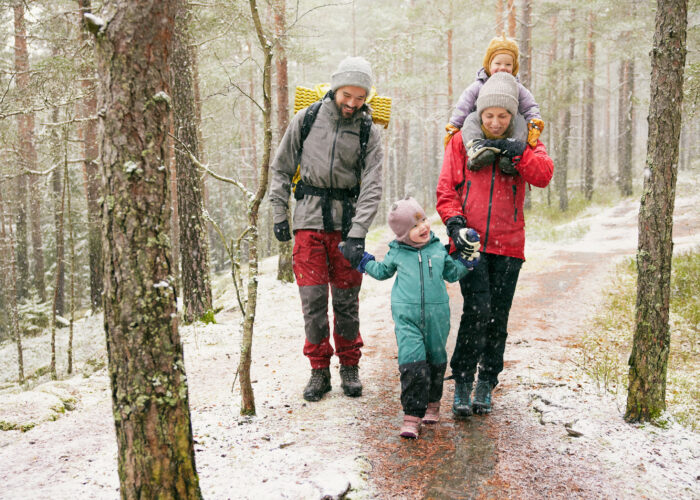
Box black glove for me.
[483,138,527,159]
[340,237,365,268]
[497,156,519,176]
[273,220,292,242]
[445,215,468,251]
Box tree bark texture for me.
[518,0,532,89]
[0,188,24,384]
[239,0,274,415]
[172,1,213,323]
[78,0,104,312]
[13,3,32,301]
[446,27,453,115]
[507,0,516,37]
[52,149,66,317]
[626,0,687,423]
[556,34,574,212]
[92,1,202,496]
[583,12,596,201]
[274,0,294,284]
[496,0,505,35]
[618,59,634,196]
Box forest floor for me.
[0,176,699,499]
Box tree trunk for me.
[51,110,65,317]
[238,0,274,416]
[618,59,634,196]
[14,2,46,303]
[557,34,574,212]
[446,27,453,115]
[13,3,32,302]
[496,0,505,34]
[626,0,687,423]
[66,152,76,375]
[172,1,213,323]
[0,188,24,384]
[274,0,294,284]
[583,12,596,201]
[78,0,104,312]
[507,0,516,37]
[90,1,202,495]
[518,0,532,89]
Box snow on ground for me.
[0,175,699,499]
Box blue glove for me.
[356,252,375,273]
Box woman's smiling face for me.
[481,107,512,137]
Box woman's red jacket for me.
[436,131,554,261]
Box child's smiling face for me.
[489,53,514,75]
[408,217,431,245]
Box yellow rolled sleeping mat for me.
[293,83,391,128]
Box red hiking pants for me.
[293,230,364,369]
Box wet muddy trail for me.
[359,197,698,499]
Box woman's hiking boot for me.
[400,415,422,439]
[339,364,363,397]
[452,381,473,418]
[473,379,493,414]
[303,367,331,402]
[423,401,441,424]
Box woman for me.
[436,72,554,417]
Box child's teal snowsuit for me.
[365,233,469,418]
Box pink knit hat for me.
[388,196,426,245]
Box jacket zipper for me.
[428,258,433,278]
[512,184,518,221]
[418,251,425,329]
[328,118,341,188]
[461,180,471,213]
[483,164,497,250]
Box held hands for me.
[457,227,481,259]
[446,216,481,255]
[273,220,292,242]
[355,252,376,273]
[339,237,366,268]
[527,118,545,147]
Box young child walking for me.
[444,35,545,155]
[354,197,478,439]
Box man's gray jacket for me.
[269,96,384,239]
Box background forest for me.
[0,0,698,342]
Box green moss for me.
[199,309,216,325]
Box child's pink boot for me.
[400,415,422,439]
[422,401,441,424]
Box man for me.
[269,56,384,402]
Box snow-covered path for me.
[0,184,698,499]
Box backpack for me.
[291,96,373,194]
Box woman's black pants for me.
[450,252,523,387]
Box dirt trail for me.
[360,196,699,499]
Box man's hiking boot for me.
[423,401,441,424]
[473,379,493,414]
[303,367,331,402]
[400,415,422,439]
[339,364,362,397]
[452,381,473,418]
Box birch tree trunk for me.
[172,0,213,323]
[626,0,687,423]
[87,1,202,495]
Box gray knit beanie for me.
[476,71,519,118]
[388,196,427,246]
[331,56,373,95]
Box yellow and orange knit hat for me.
[483,35,520,77]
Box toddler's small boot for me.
[302,367,331,402]
[423,401,441,424]
[473,379,493,414]
[339,364,362,397]
[400,415,422,439]
[452,381,473,418]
